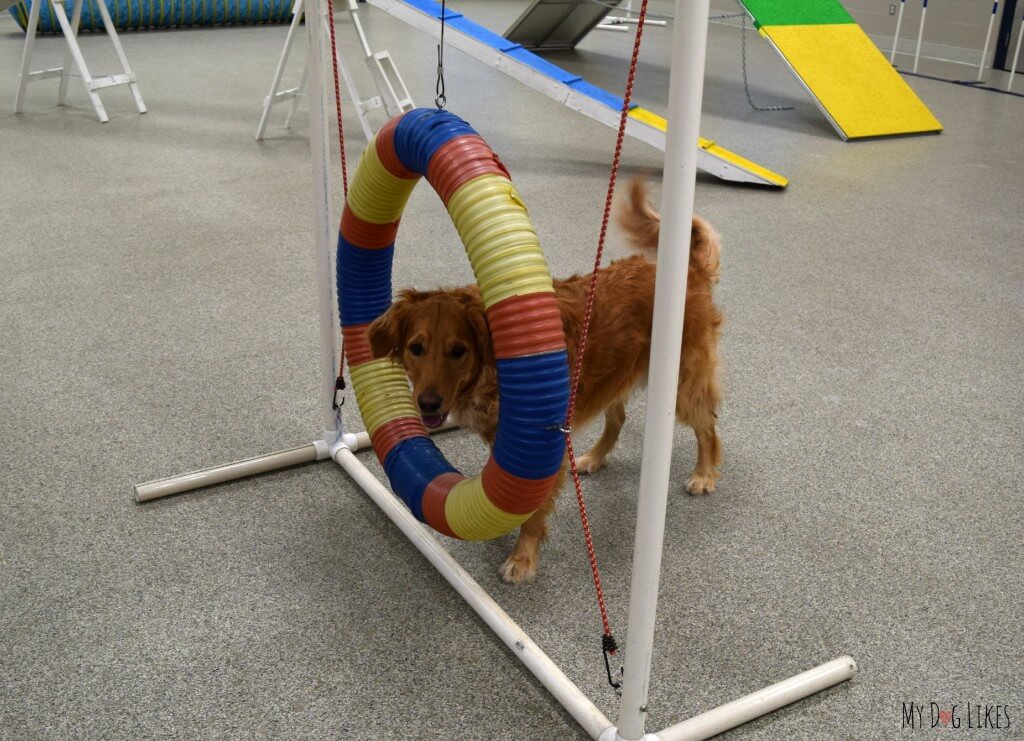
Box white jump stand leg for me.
[15,0,145,123]
[13,0,44,114]
[888,0,905,64]
[256,0,307,139]
[1008,13,1023,92]
[284,55,310,131]
[256,0,412,141]
[912,0,927,74]
[977,1,998,81]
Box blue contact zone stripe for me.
[503,48,583,84]
[393,109,479,175]
[383,437,460,521]
[446,16,530,55]
[337,237,394,326]
[493,350,569,479]
[567,80,637,112]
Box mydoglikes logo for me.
[902,702,1012,731]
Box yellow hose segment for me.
[446,174,554,308]
[347,141,421,225]
[444,476,533,540]
[350,359,418,436]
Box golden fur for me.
[368,178,723,582]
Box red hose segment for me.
[487,293,566,360]
[421,472,466,537]
[342,323,375,367]
[372,416,429,462]
[428,135,511,204]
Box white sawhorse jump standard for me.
[256,0,413,140]
[13,0,146,122]
[135,0,857,735]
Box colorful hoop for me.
[338,109,569,541]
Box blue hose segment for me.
[392,109,478,175]
[8,0,292,32]
[337,236,394,326]
[493,350,569,479]
[383,437,460,521]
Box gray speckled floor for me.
[1,3,1022,739]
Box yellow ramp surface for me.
[762,23,943,139]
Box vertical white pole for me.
[978,1,998,81]
[614,0,709,738]
[889,0,906,64]
[1008,14,1024,91]
[304,0,343,441]
[912,0,927,73]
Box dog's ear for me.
[367,289,422,360]
[455,287,494,366]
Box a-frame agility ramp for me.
[738,0,942,139]
[366,0,789,188]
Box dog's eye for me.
[409,342,424,356]
[450,345,466,359]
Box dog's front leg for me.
[499,462,567,583]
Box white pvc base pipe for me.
[332,446,614,740]
[136,427,856,740]
[655,656,858,741]
[134,442,329,502]
[133,420,458,501]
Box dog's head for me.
[367,287,493,428]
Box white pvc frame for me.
[134,0,856,736]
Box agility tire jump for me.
[339,108,570,541]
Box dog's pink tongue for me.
[422,414,445,429]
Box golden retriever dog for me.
[367,178,723,583]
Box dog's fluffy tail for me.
[617,177,720,285]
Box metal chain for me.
[584,0,792,113]
[736,0,792,112]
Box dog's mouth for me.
[421,412,448,429]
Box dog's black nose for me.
[417,392,443,414]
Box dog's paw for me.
[499,554,537,584]
[686,474,717,495]
[575,454,606,474]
